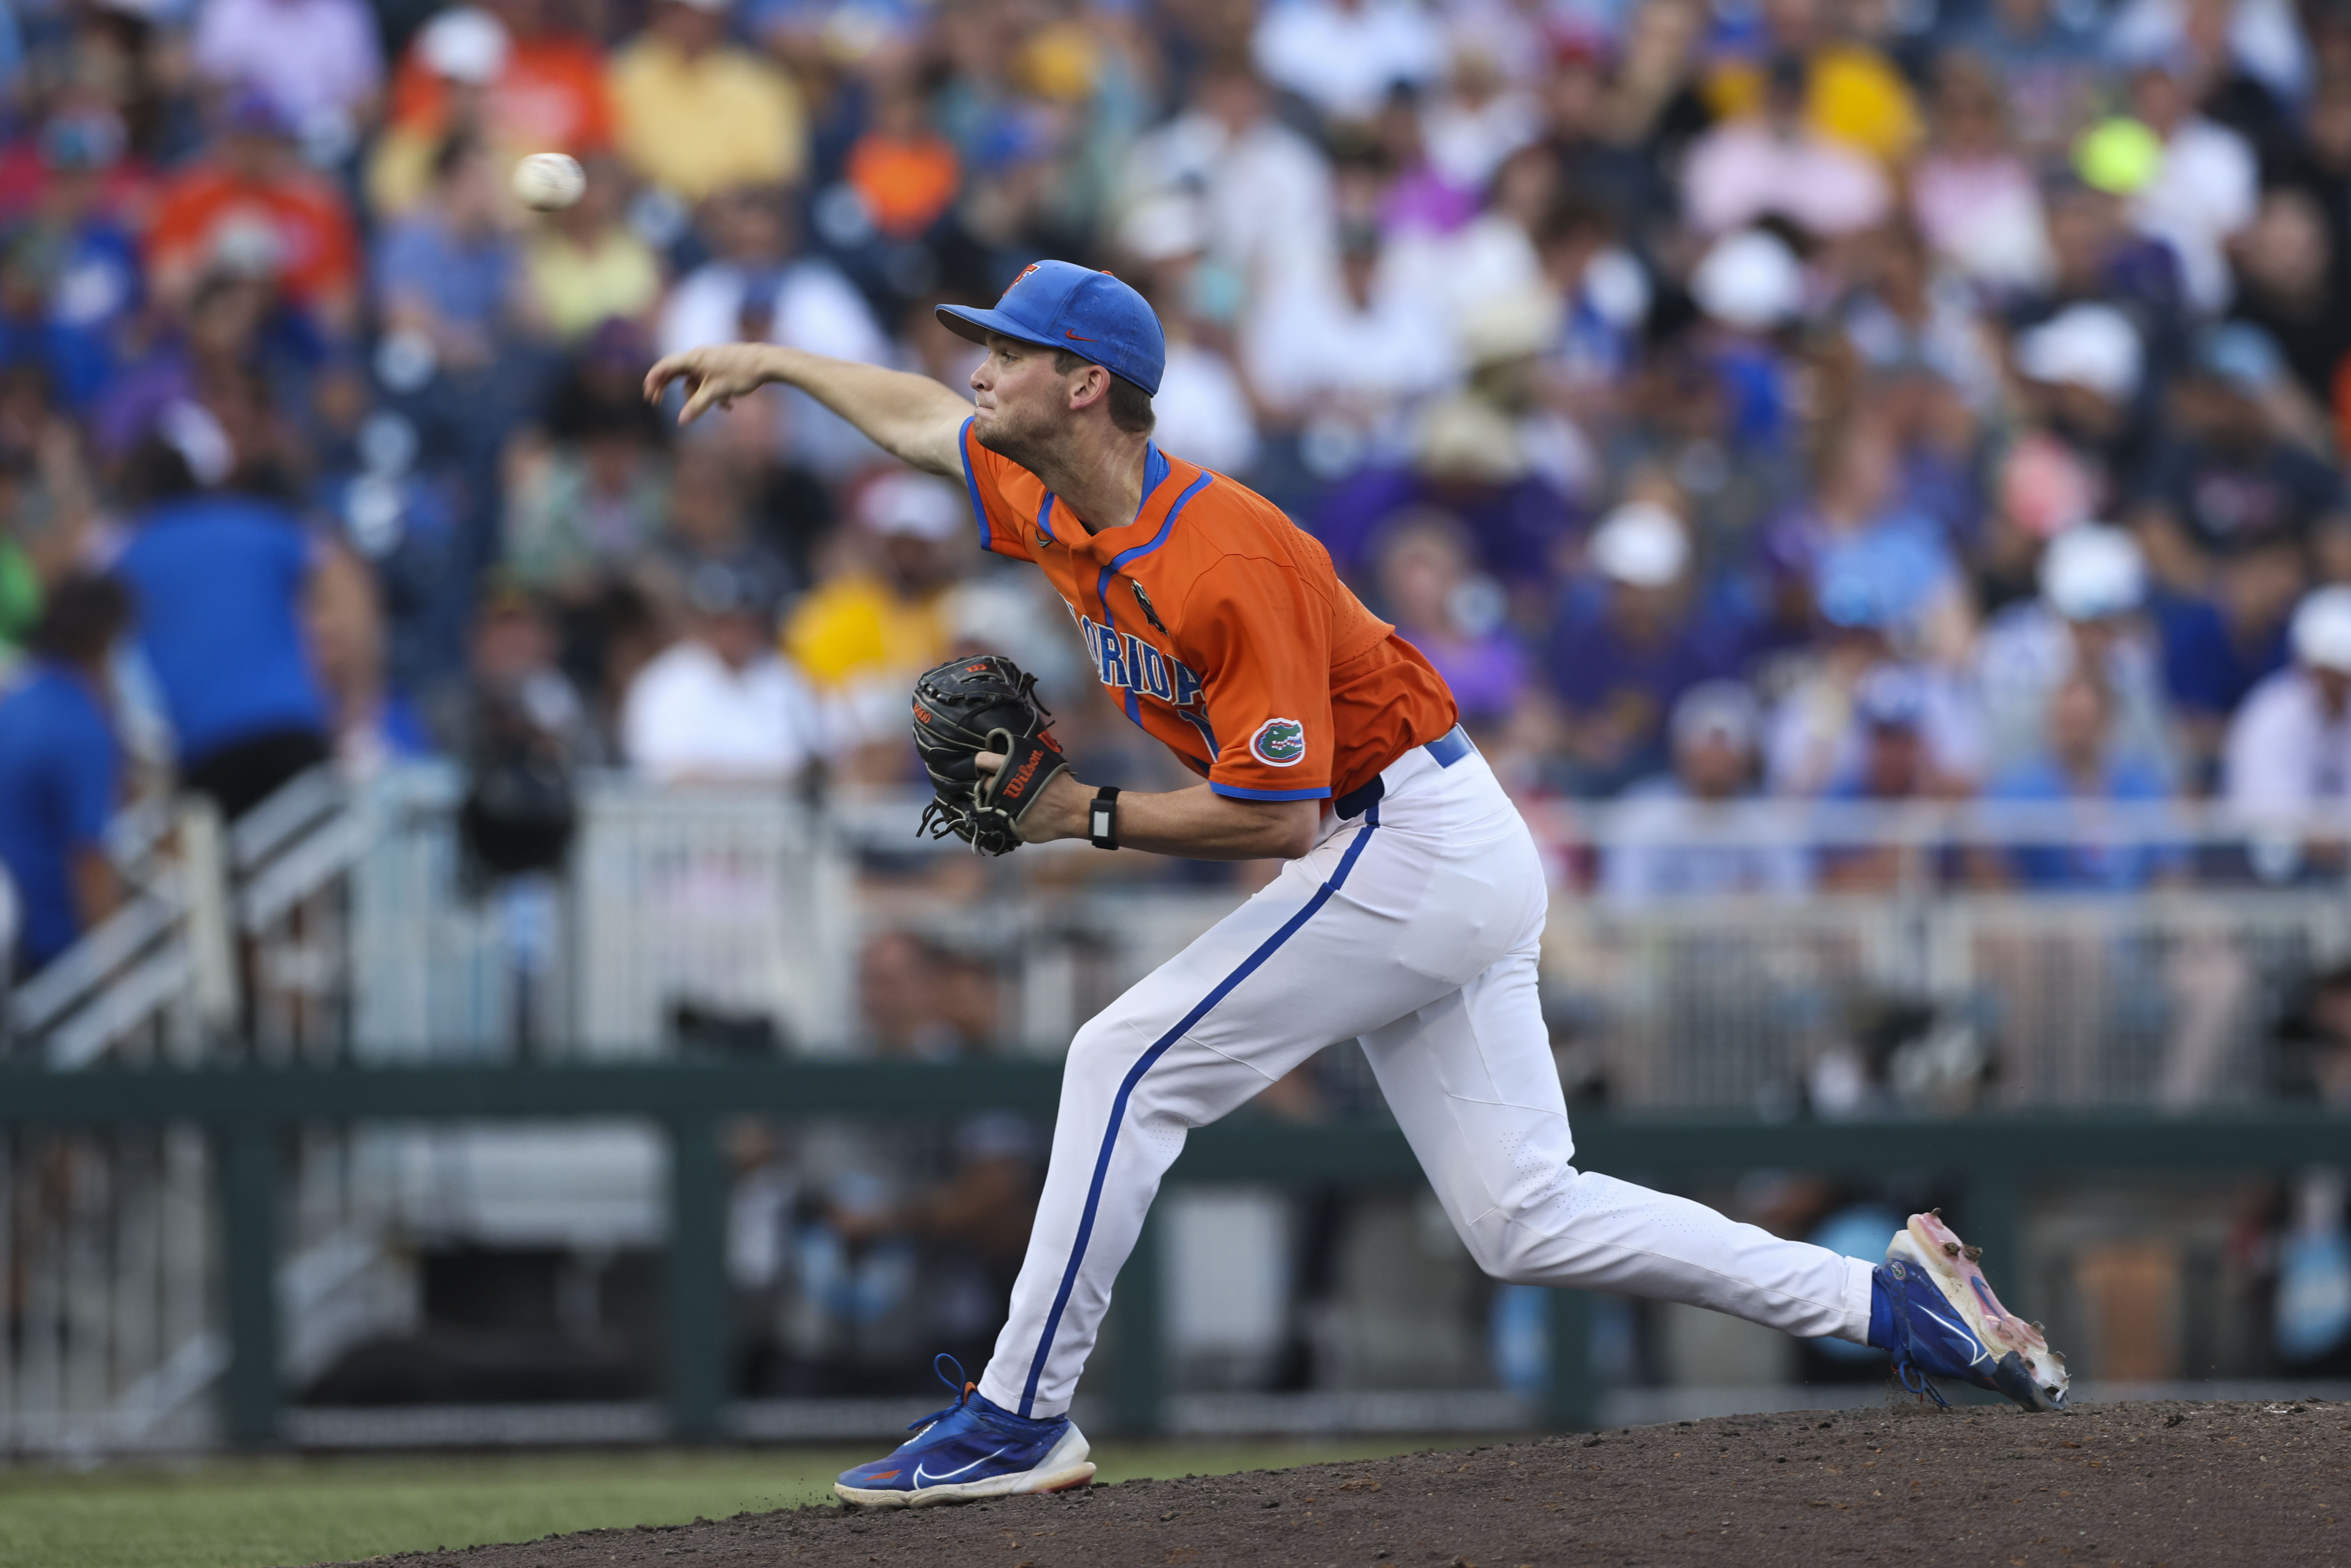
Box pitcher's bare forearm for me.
[643,344,969,476]
[977,755,1318,860]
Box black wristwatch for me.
[1089,786,1121,850]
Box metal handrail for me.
[9,768,358,1062]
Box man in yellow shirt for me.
[783,471,969,782]
[608,0,807,203]
[1704,0,1921,164]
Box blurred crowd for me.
[11,0,2351,976]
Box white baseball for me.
[511,152,586,211]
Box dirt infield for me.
[316,1399,2348,1568]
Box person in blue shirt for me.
[1981,669,2182,891]
[111,438,361,819]
[0,574,129,976]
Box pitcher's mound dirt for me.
[317,1399,2348,1567]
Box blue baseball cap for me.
[937,261,1166,396]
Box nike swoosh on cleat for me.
[1919,1304,1993,1367]
[913,1446,1010,1486]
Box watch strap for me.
[1089,786,1121,850]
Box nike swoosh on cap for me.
[1064,329,1096,341]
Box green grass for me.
[0,1436,1449,1568]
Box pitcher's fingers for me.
[642,352,694,402]
[678,377,730,425]
[973,751,1006,774]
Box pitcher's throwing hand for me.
[642,343,781,425]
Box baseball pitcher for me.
[645,261,2067,1509]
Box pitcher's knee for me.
[1460,1168,1592,1284]
[1062,1011,1154,1094]
[1466,1228,1554,1286]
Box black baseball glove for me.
[910,654,1071,855]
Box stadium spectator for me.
[608,0,807,204]
[520,156,664,345]
[1422,41,1540,194]
[109,433,368,818]
[1250,0,1445,124]
[1976,524,2178,785]
[1602,679,1810,902]
[426,579,598,766]
[3,109,147,412]
[370,2,615,217]
[1114,203,1260,478]
[503,347,671,598]
[2132,324,2348,587]
[844,68,964,243]
[2009,303,2148,522]
[656,186,890,474]
[1246,220,1455,480]
[1980,670,2179,891]
[1767,406,1972,662]
[784,470,968,781]
[1907,53,2052,294]
[143,92,361,332]
[643,442,794,621]
[1682,56,1891,238]
[1544,500,1720,795]
[1947,0,2103,154]
[190,0,384,144]
[0,574,128,975]
[1368,509,1526,734]
[621,564,817,785]
[2111,56,2258,317]
[2224,587,2351,875]
[374,134,525,374]
[1126,65,1337,303]
[437,584,598,879]
[2228,189,2351,419]
[1700,0,1921,165]
[1807,662,1974,892]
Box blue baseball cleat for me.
[834,1355,1095,1508]
[1872,1209,2070,1413]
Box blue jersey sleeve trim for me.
[1209,782,1332,802]
[956,417,993,553]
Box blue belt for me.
[1334,724,1473,820]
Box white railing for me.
[21,775,2351,1083]
[1516,796,2351,1112]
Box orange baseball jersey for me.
[956,420,1457,802]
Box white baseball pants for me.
[978,744,1875,1420]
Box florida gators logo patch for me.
[1250,717,1306,768]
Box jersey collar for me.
[1046,444,1173,551]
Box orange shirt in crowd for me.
[846,133,960,239]
[959,422,1457,802]
[145,165,360,311]
[388,35,615,153]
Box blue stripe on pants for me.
[1017,805,1384,1415]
